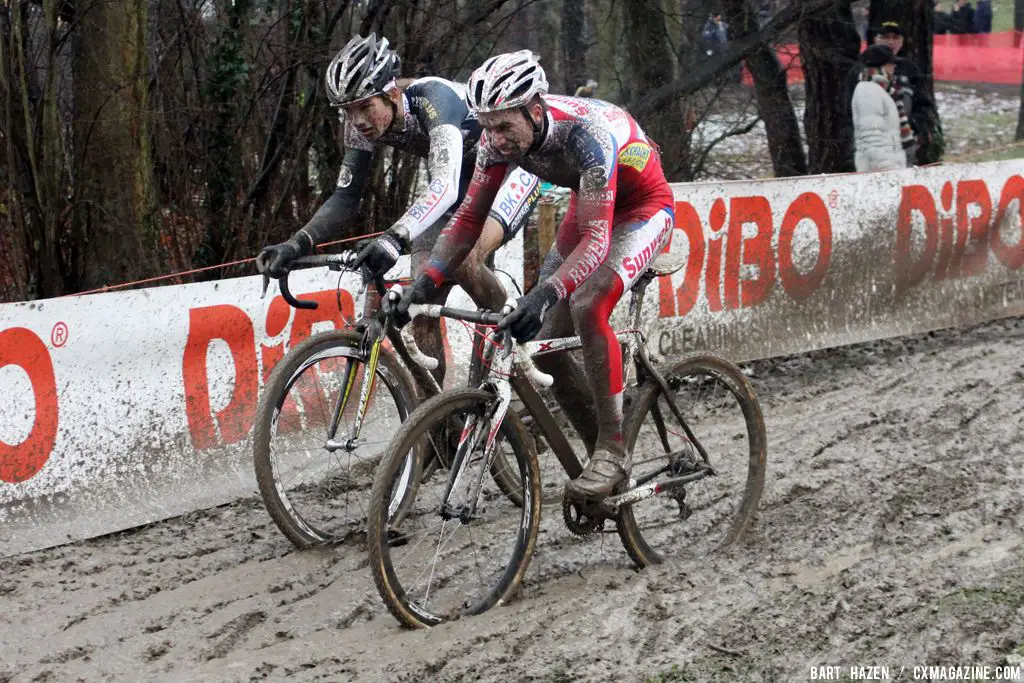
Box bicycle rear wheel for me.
[619,354,767,567]
[253,330,417,548]
[367,389,541,628]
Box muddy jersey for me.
[298,77,482,247]
[427,95,675,299]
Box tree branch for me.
[631,0,839,117]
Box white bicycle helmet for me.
[467,50,549,113]
[325,33,401,106]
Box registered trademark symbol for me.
[51,321,68,348]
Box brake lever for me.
[260,272,270,300]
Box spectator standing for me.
[973,0,993,33]
[950,0,976,34]
[852,45,907,172]
[702,13,729,58]
[845,21,944,164]
[934,2,951,34]
[756,0,775,28]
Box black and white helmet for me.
[467,50,548,113]
[325,33,401,106]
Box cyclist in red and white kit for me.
[397,51,676,501]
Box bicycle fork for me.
[438,375,514,523]
[324,320,386,452]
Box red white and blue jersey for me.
[429,95,674,299]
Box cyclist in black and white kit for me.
[258,33,540,382]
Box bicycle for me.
[365,252,768,628]
[251,251,524,548]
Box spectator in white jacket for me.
[852,44,907,172]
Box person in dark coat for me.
[934,2,951,34]
[950,0,976,34]
[973,0,993,33]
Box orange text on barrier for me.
[0,328,59,483]
[895,175,1024,297]
[659,193,833,318]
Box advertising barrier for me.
[643,162,1024,364]
[2,161,1022,556]
[0,238,523,557]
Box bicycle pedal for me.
[387,528,409,547]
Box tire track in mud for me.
[1,317,1022,682]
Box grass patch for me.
[961,142,1024,162]
[990,0,1017,33]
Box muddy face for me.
[341,94,395,140]
[479,105,541,159]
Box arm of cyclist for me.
[500,126,619,341]
[354,81,471,279]
[394,154,508,324]
[258,144,371,278]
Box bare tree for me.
[799,0,861,173]
[561,0,587,93]
[622,0,693,181]
[0,1,71,299]
[722,0,808,176]
[71,0,158,289]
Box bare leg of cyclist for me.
[451,217,507,312]
[410,233,455,387]
[561,263,631,501]
[452,217,511,385]
[532,300,600,458]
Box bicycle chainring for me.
[562,498,606,536]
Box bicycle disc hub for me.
[440,503,474,524]
[324,438,360,453]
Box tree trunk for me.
[623,0,690,181]
[71,0,156,290]
[799,0,861,173]
[561,0,587,93]
[1014,0,1024,31]
[195,0,251,269]
[722,0,808,177]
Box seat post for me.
[628,273,655,329]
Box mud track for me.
[2,318,1022,682]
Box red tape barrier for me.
[742,31,1024,86]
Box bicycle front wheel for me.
[367,389,541,628]
[253,329,417,548]
[619,354,767,567]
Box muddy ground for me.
[2,316,1023,683]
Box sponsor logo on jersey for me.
[618,141,652,172]
[412,96,439,121]
[621,214,672,280]
[337,166,353,188]
[492,171,540,230]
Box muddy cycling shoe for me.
[564,451,631,502]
